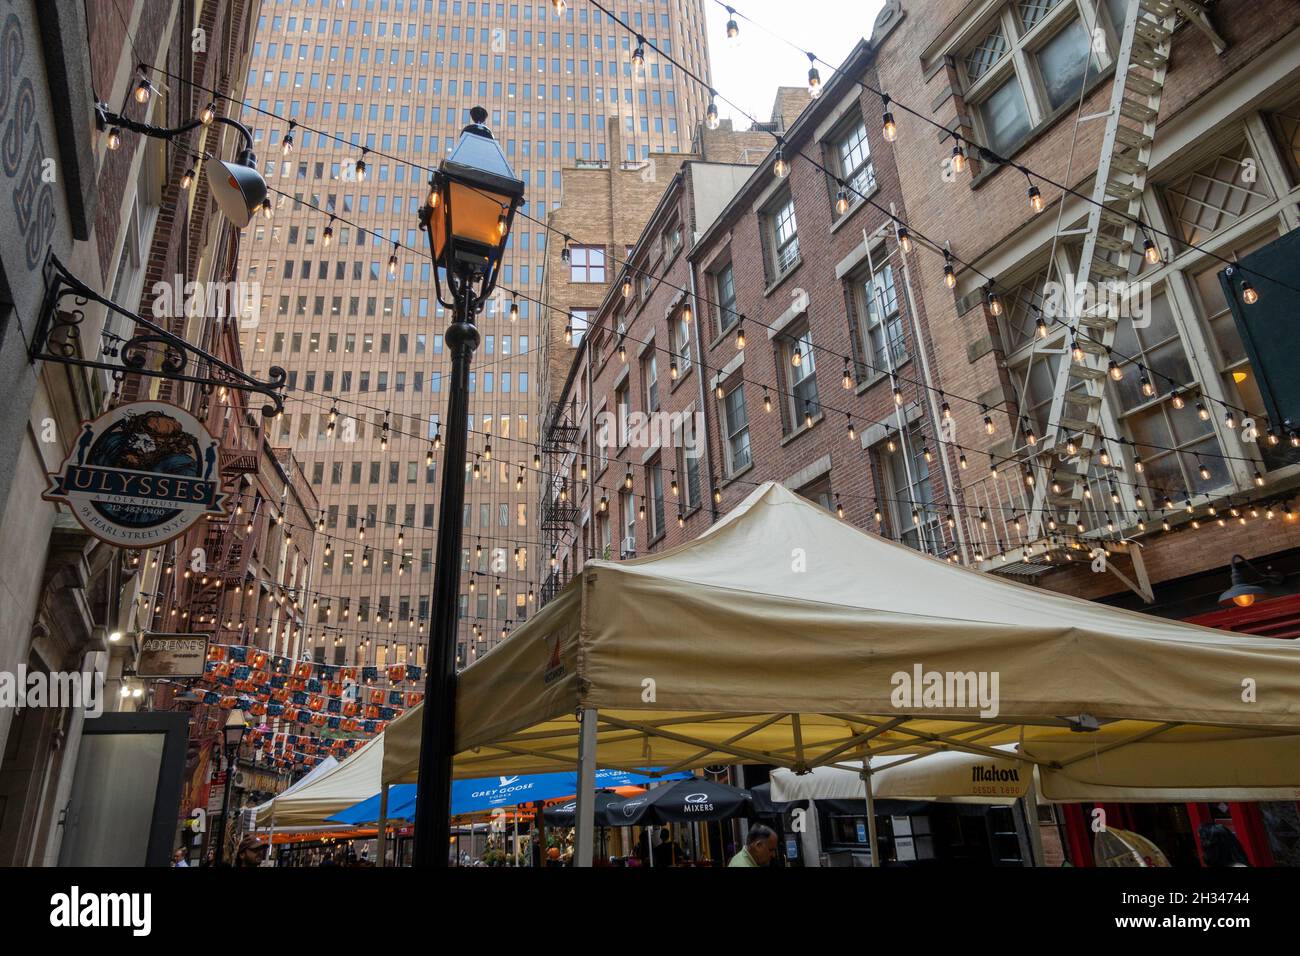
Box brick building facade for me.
[538,98,808,590]
[539,0,1300,866]
[0,0,265,865]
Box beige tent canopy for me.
[381,482,1300,863]
[770,749,1027,806]
[255,733,384,828]
[771,734,1300,805]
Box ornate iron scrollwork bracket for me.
[28,254,286,417]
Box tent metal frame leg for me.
[376,784,389,867]
[574,707,599,868]
[860,763,881,868]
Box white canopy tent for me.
[771,749,1027,806]
[254,733,384,829]
[250,755,339,823]
[381,482,1300,865]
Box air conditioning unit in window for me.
[620,537,636,559]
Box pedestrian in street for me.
[653,827,687,866]
[1198,823,1250,867]
[234,835,267,867]
[728,824,778,867]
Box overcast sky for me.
[703,0,888,125]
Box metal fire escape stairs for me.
[1005,0,1226,587]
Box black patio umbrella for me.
[606,778,754,826]
[541,791,629,827]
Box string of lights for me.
[248,174,1283,478]
[280,387,1296,553]
[704,0,1300,303]
[134,49,1274,430]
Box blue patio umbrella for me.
[327,769,693,825]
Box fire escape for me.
[966,0,1228,594]
[539,399,582,606]
[184,410,265,640]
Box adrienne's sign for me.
[44,401,226,548]
[137,633,210,678]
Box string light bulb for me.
[725,7,740,46]
[1241,280,1259,305]
[881,95,897,142]
[705,98,720,130]
[133,68,152,104]
[986,287,1002,317]
[806,53,821,98]
[773,142,788,179]
[180,166,195,190]
[896,224,912,254]
[951,138,967,174]
[200,102,216,126]
[1027,182,1044,214]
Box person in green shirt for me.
[728,824,778,867]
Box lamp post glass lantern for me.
[214,709,248,866]
[414,106,524,867]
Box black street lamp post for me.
[413,106,524,866]
[213,708,248,866]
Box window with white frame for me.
[570,308,590,347]
[674,309,692,376]
[1160,135,1277,249]
[1267,96,1300,183]
[621,491,637,553]
[615,381,630,447]
[853,256,906,376]
[720,382,752,475]
[797,476,835,512]
[783,327,819,428]
[714,260,738,334]
[876,425,940,553]
[642,349,659,412]
[647,457,666,540]
[766,193,800,279]
[677,442,702,510]
[1113,289,1227,497]
[831,118,875,203]
[959,0,1112,159]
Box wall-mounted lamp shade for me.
[427,112,525,274]
[206,156,268,228]
[1218,555,1281,608]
